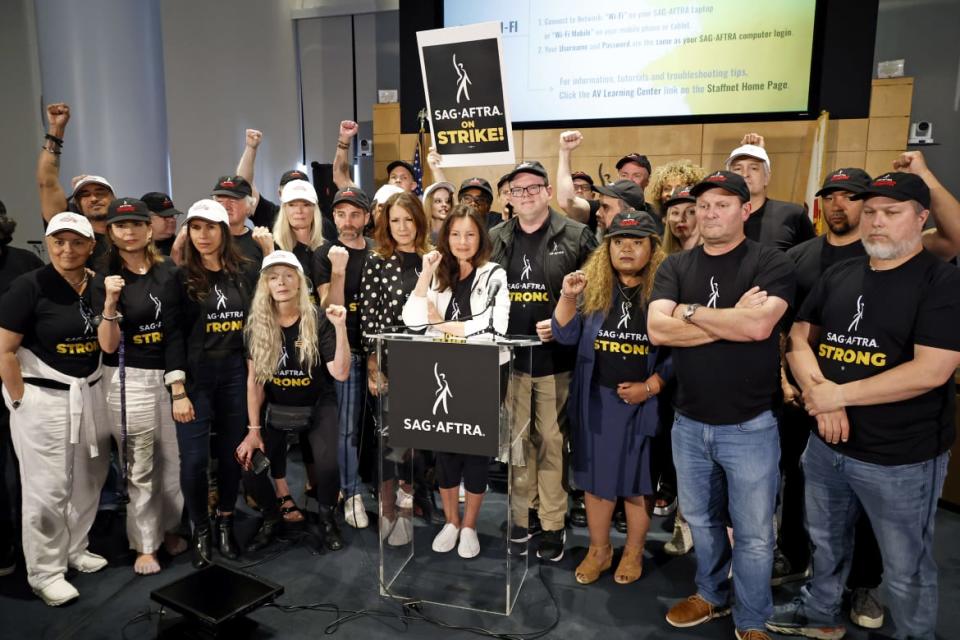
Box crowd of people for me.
[0,102,957,640]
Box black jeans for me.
[176,355,247,529]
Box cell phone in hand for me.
[251,449,270,475]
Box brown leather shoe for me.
[735,629,772,640]
[665,594,731,628]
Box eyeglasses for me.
[509,184,546,197]
[572,184,592,194]
[459,194,490,205]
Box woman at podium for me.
[402,205,510,558]
[551,210,670,585]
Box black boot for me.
[569,492,587,528]
[246,517,280,553]
[318,506,344,551]
[191,524,212,569]
[216,514,241,560]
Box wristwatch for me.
[682,303,701,324]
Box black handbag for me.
[265,403,314,433]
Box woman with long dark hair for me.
[0,213,109,605]
[402,205,509,558]
[91,198,188,575]
[552,210,670,585]
[174,199,257,568]
[236,251,350,551]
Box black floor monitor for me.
[151,564,283,638]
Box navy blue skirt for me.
[572,382,654,501]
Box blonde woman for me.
[552,211,671,585]
[271,179,326,276]
[236,251,351,551]
[647,160,707,218]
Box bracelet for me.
[248,425,262,430]
[45,133,64,146]
[337,141,350,150]
[101,313,120,322]
[42,145,62,155]
[561,292,578,300]
[171,392,187,400]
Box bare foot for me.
[134,553,161,575]
[163,533,187,557]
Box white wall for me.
[0,0,47,251]
[159,0,304,206]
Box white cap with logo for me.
[373,184,404,206]
[261,250,303,273]
[69,175,115,200]
[186,199,229,225]
[725,144,771,173]
[46,212,95,239]
[280,179,318,205]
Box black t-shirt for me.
[744,198,815,252]
[506,221,560,375]
[264,317,338,406]
[798,250,960,465]
[90,261,179,370]
[398,251,420,297]
[0,245,43,297]
[787,236,866,314]
[0,264,100,377]
[313,238,372,350]
[651,239,796,424]
[594,285,650,388]
[89,233,109,269]
[202,270,247,356]
[444,271,476,321]
[154,236,175,256]
[233,229,263,264]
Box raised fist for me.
[559,130,584,151]
[561,270,587,297]
[46,103,70,129]
[892,150,930,176]
[245,129,263,149]
[739,132,765,148]
[421,250,441,273]
[328,245,349,274]
[325,304,347,326]
[339,120,359,140]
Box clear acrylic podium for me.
[372,332,538,616]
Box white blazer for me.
[401,261,510,340]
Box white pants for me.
[103,366,183,554]
[3,383,109,590]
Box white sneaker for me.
[458,527,480,558]
[431,523,460,553]
[387,516,413,546]
[34,576,79,606]
[396,487,414,510]
[344,494,369,529]
[68,550,107,573]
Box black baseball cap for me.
[212,175,253,198]
[506,160,549,183]
[593,179,646,211]
[496,173,511,191]
[106,198,151,224]
[386,160,415,178]
[279,169,309,187]
[815,168,872,198]
[458,177,494,201]
[851,172,931,209]
[571,171,594,186]
[616,153,652,174]
[332,186,371,211]
[691,171,750,202]
[606,210,660,239]
[141,192,182,218]
[663,185,696,209]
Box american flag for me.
[412,131,424,196]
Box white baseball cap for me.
[373,183,404,206]
[69,175,115,200]
[46,212,95,239]
[280,179,318,205]
[261,250,303,273]
[725,144,771,172]
[186,199,229,225]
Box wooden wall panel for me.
[869,78,914,117]
[827,118,869,152]
[866,117,910,151]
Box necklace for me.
[616,281,641,307]
[64,271,89,289]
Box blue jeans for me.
[673,410,780,631]
[335,354,365,497]
[175,355,247,528]
[799,434,948,640]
